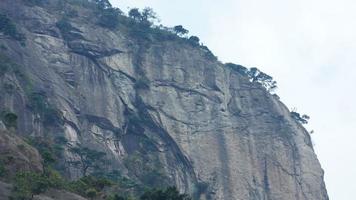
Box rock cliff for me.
[0,0,328,199]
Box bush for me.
[1,111,18,129]
[67,176,113,197]
[188,36,200,46]
[11,172,50,199]
[86,188,98,199]
[173,25,189,36]
[140,187,191,200]
[291,111,310,124]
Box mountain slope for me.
[0,0,328,199]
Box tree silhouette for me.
[173,25,189,36]
[69,146,106,176]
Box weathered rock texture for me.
[0,0,328,199]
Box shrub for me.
[67,176,113,197]
[173,25,189,36]
[11,172,49,199]
[86,188,98,199]
[1,111,18,129]
[140,187,191,200]
[188,36,200,46]
[291,111,310,124]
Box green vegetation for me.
[1,111,18,129]
[0,13,25,43]
[247,67,277,92]
[11,171,50,199]
[26,136,66,167]
[173,25,189,37]
[188,36,200,46]
[291,111,310,124]
[224,63,277,93]
[128,7,158,27]
[140,187,191,200]
[68,175,113,197]
[69,146,107,176]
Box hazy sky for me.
[111,0,356,199]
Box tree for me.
[69,146,106,176]
[128,7,158,27]
[291,111,310,124]
[188,36,200,46]
[173,25,189,36]
[141,7,157,23]
[128,8,142,21]
[94,0,112,9]
[247,67,277,92]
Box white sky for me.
[111,1,356,199]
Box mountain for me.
[0,0,328,199]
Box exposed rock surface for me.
[0,0,328,199]
[33,189,88,200]
[0,130,43,178]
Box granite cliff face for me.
[0,0,328,199]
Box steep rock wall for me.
[0,1,328,199]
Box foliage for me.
[188,36,200,46]
[247,67,277,92]
[128,7,158,27]
[0,14,26,42]
[67,176,113,197]
[173,25,189,36]
[291,111,310,124]
[26,136,66,167]
[1,111,18,129]
[93,0,112,10]
[140,187,191,200]
[11,172,50,200]
[69,146,107,176]
[86,188,98,199]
